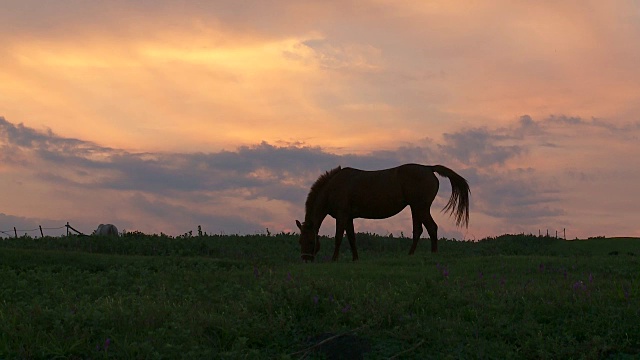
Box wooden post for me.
[39,225,44,238]
[563,228,566,240]
[14,227,17,239]
[65,223,86,236]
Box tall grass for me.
[0,233,638,359]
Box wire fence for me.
[538,228,567,240]
[0,222,86,238]
[1,223,570,240]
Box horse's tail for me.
[432,165,470,228]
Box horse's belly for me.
[351,200,406,219]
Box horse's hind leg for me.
[424,212,438,253]
[409,209,424,255]
[409,208,439,254]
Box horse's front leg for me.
[332,222,345,261]
[346,220,358,261]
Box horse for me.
[296,164,470,261]
[93,223,119,237]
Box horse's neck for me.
[305,198,327,234]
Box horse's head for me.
[296,220,319,262]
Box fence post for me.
[66,222,70,237]
[39,225,44,238]
[14,227,17,239]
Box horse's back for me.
[327,164,438,218]
[396,164,439,197]
[95,223,119,236]
[335,164,437,191]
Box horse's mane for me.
[305,166,342,217]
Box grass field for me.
[0,233,639,359]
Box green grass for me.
[0,233,639,359]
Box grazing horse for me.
[296,164,470,261]
[93,223,119,237]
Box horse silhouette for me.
[296,164,470,261]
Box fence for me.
[538,228,567,240]
[0,222,86,238]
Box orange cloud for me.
[1,2,639,238]
[1,29,327,149]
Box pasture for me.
[0,232,638,359]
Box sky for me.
[1,1,639,240]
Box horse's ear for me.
[295,220,302,230]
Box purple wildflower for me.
[573,281,586,291]
[500,277,506,286]
[104,338,111,351]
[588,273,593,283]
[253,266,259,278]
[286,272,293,282]
[539,263,545,272]
[341,304,351,313]
[479,271,483,279]
[313,295,319,305]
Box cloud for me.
[1,115,638,238]
[3,1,639,160]
[512,115,545,137]
[300,38,383,72]
[439,128,526,167]
[470,167,566,223]
[543,115,640,139]
[1,1,639,240]
[1,117,433,201]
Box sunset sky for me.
[1,1,639,240]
